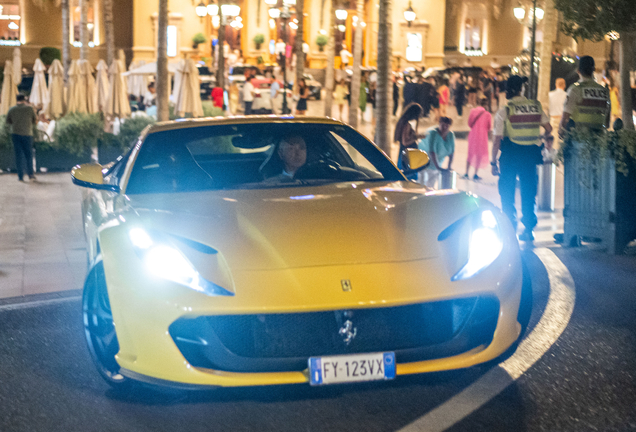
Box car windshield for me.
[125,123,404,194]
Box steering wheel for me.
[293,159,369,181]
[293,159,341,180]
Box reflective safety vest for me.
[504,99,542,145]
[571,81,609,129]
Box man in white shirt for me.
[340,44,351,68]
[549,78,567,118]
[275,39,286,65]
[269,76,281,114]
[243,77,255,115]
[548,78,567,144]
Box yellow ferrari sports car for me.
[72,116,527,390]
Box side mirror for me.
[401,148,430,174]
[71,163,119,192]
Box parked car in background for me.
[228,65,265,113]
[303,73,322,100]
[250,77,293,114]
[197,65,216,101]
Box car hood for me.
[127,181,479,271]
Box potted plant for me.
[316,34,328,52]
[192,33,207,49]
[39,47,62,66]
[253,34,265,50]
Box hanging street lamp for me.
[404,1,416,26]
[207,0,219,16]
[196,1,208,19]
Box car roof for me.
[145,116,344,134]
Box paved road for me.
[2,247,635,431]
[0,252,549,432]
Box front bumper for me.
[102,248,523,388]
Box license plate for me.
[308,352,395,385]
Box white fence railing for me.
[563,145,618,253]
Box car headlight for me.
[128,228,233,296]
[451,210,503,281]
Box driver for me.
[265,135,307,182]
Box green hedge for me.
[117,116,156,149]
[53,113,104,156]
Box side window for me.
[330,131,379,172]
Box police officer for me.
[491,75,553,242]
[559,55,610,135]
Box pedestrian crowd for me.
[394,55,618,244]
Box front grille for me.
[169,296,499,373]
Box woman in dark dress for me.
[296,78,309,115]
[393,102,425,178]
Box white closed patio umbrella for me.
[45,59,65,119]
[66,60,87,114]
[174,59,203,118]
[171,59,185,103]
[0,60,17,115]
[128,60,148,98]
[95,60,109,113]
[29,58,48,109]
[105,59,131,118]
[79,60,98,114]
[12,47,21,85]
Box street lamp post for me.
[514,1,543,99]
[270,0,294,114]
[207,0,240,90]
[528,0,537,99]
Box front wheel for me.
[82,261,133,390]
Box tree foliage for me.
[554,0,636,40]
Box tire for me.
[82,260,134,390]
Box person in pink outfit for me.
[463,97,492,180]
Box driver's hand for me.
[491,163,500,176]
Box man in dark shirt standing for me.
[7,94,37,181]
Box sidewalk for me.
[0,174,86,299]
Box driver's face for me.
[279,137,307,174]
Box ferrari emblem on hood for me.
[341,280,352,292]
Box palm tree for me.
[537,0,558,109]
[216,5,226,90]
[79,0,89,60]
[619,33,635,130]
[375,0,392,153]
[103,0,115,66]
[323,0,336,117]
[348,0,364,127]
[294,0,305,89]
[61,0,70,80]
[156,0,170,121]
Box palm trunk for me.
[348,0,364,127]
[537,0,557,110]
[619,33,635,131]
[216,12,226,90]
[375,0,392,153]
[80,0,89,60]
[156,0,169,121]
[61,0,70,81]
[295,0,305,88]
[103,0,115,66]
[323,0,336,117]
